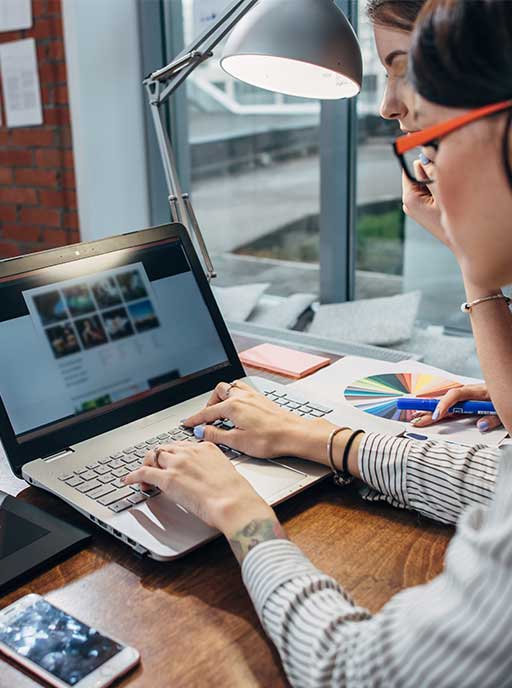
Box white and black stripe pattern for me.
[242,446,512,688]
[358,433,498,525]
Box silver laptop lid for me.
[0,223,244,477]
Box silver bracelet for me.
[461,293,511,313]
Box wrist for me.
[210,487,275,537]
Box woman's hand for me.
[410,383,502,433]
[181,380,311,460]
[402,162,453,249]
[123,441,286,564]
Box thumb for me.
[199,424,242,449]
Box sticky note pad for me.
[239,343,330,379]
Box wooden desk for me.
[0,335,452,688]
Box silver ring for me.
[227,380,238,396]
[154,446,163,468]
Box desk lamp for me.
[143,0,362,280]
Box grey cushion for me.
[308,291,421,346]
[212,283,269,322]
[249,293,316,329]
[403,325,480,377]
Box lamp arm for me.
[143,0,259,281]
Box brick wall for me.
[0,0,79,259]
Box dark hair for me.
[410,0,512,187]
[366,0,427,32]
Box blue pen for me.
[397,398,496,415]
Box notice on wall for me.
[0,38,43,127]
[0,0,32,32]
[193,0,229,36]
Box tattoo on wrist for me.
[228,518,287,565]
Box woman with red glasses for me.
[124,1,512,685]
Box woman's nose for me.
[379,85,407,121]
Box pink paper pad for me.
[239,342,330,379]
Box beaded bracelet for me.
[461,293,511,313]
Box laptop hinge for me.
[42,447,75,463]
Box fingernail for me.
[419,152,431,165]
[194,424,206,440]
[478,420,490,432]
[180,418,188,424]
[410,416,421,425]
[432,403,441,421]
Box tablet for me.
[0,492,91,592]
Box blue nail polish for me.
[419,152,431,165]
[432,403,441,421]
[478,420,490,432]
[194,424,205,440]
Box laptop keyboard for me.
[57,390,331,514]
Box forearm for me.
[463,276,512,434]
[359,433,498,524]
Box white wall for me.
[62,0,150,241]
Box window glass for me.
[181,0,321,300]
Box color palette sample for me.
[344,372,462,422]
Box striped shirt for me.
[242,434,509,687]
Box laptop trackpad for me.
[235,459,305,500]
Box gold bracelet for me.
[461,293,511,313]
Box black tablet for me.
[0,492,91,593]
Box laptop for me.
[0,223,334,560]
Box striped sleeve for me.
[357,432,498,524]
[242,447,512,688]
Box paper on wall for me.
[288,356,508,447]
[0,37,42,127]
[0,0,32,32]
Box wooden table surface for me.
[0,335,453,688]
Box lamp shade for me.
[220,0,362,100]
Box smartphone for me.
[0,594,140,687]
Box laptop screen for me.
[0,235,232,445]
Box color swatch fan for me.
[344,372,462,422]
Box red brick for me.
[33,0,49,19]
[10,128,55,147]
[63,150,74,169]
[49,13,64,38]
[59,126,73,148]
[44,107,70,126]
[3,225,41,242]
[20,207,61,227]
[68,230,81,243]
[0,150,33,167]
[0,131,8,147]
[47,0,61,13]
[39,60,67,85]
[42,228,69,246]
[64,210,79,230]
[33,18,53,40]
[40,188,77,209]
[62,169,75,190]
[0,188,37,205]
[47,40,65,61]
[41,85,54,106]
[0,242,22,258]
[0,30,24,42]
[15,168,59,188]
[0,206,17,223]
[35,148,62,167]
[55,85,69,105]
[0,169,13,185]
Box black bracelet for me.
[335,429,364,487]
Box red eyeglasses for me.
[393,99,512,184]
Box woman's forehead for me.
[373,24,412,65]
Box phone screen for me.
[0,598,123,685]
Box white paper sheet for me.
[288,356,508,447]
[0,0,32,32]
[0,38,42,127]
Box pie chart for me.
[344,372,462,422]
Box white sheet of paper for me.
[0,0,32,32]
[193,0,229,35]
[288,356,507,447]
[0,38,42,127]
